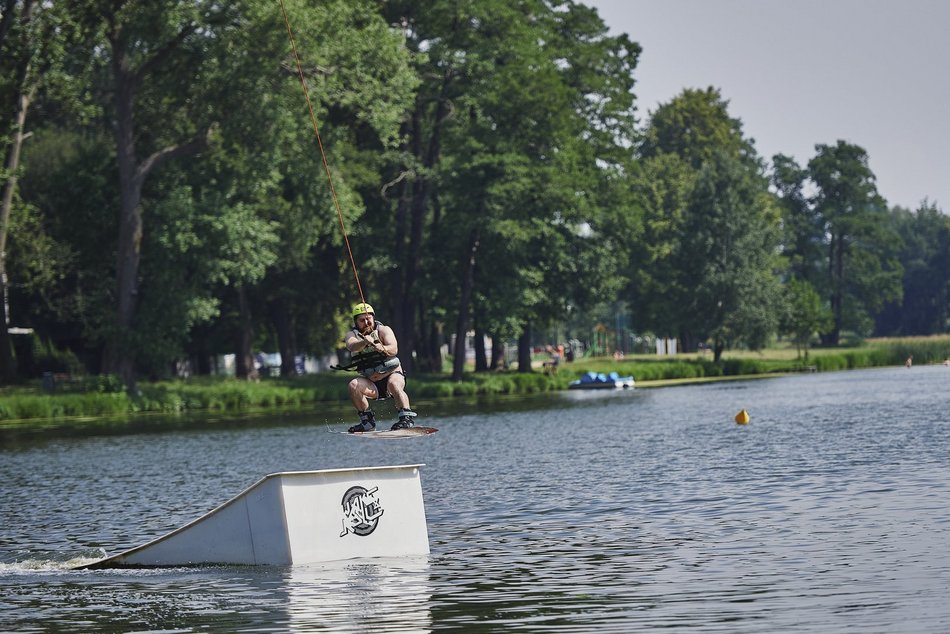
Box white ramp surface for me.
[79,464,428,568]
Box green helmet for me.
[352,302,375,319]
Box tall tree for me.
[375,0,639,377]
[632,87,778,355]
[673,151,783,360]
[771,153,824,284]
[22,0,415,384]
[182,0,416,377]
[63,0,226,390]
[876,201,950,335]
[0,0,37,381]
[808,141,902,344]
[640,86,752,170]
[0,0,73,381]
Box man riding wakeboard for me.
[342,302,417,432]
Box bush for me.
[452,382,479,396]
[5,336,948,424]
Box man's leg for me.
[387,373,411,410]
[348,377,379,432]
[386,373,416,430]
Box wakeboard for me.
[332,426,439,439]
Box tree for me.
[373,0,639,378]
[674,151,783,360]
[20,0,416,385]
[780,278,832,359]
[807,141,902,344]
[184,0,417,378]
[59,0,227,390]
[640,86,752,170]
[13,130,116,372]
[627,151,695,342]
[876,201,950,335]
[632,88,780,356]
[771,153,824,284]
[0,0,74,381]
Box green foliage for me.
[632,90,782,358]
[93,374,125,394]
[876,202,950,336]
[4,0,943,391]
[867,336,950,365]
[5,336,950,423]
[366,0,640,377]
[640,87,752,170]
[0,391,130,420]
[807,141,903,342]
[31,337,84,375]
[780,279,833,357]
[13,130,116,360]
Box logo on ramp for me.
[340,485,384,537]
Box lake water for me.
[2,365,950,632]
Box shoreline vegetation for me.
[2,336,949,430]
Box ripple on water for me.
[3,366,950,631]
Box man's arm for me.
[372,325,398,357]
[345,327,396,356]
[344,329,370,352]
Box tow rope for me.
[277,0,367,306]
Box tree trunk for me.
[473,325,488,372]
[489,331,505,370]
[235,285,258,380]
[400,174,426,372]
[395,73,451,374]
[0,93,29,381]
[0,0,36,383]
[101,20,211,393]
[517,324,532,373]
[388,130,411,342]
[270,296,297,377]
[426,317,443,373]
[678,329,693,355]
[828,233,843,345]
[451,229,479,381]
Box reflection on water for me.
[2,365,950,631]
[285,558,432,631]
[0,559,433,633]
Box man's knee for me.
[349,378,374,397]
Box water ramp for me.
[77,464,428,568]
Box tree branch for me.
[135,124,215,183]
[135,22,198,84]
[381,169,414,198]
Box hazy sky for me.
[585,0,949,211]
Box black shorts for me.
[372,371,406,400]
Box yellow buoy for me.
[735,409,750,425]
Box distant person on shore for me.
[543,346,561,375]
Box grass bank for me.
[2,335,948,426]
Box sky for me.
[585,0,950,212]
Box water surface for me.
[2,365,949,632]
